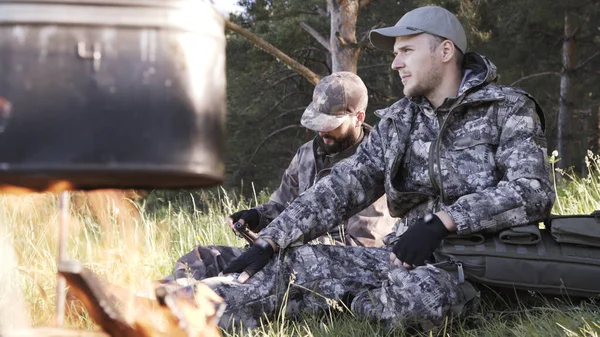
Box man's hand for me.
[391,214,450,268]
[228,209,260,231]
[222,238,274,283]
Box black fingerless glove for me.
[392,214,449,266]
[229,209,260,231]
[222,238,274,277]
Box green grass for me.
[550,151,600,215]
[1,154,600,336]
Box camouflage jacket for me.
[254,125,396,247]
[260,53,555,249]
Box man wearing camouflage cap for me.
[208,5,555,331]
[165,72,395,282]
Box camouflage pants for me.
[201,244,465,331]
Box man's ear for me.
[356,111,366,125]
[440,40,455,64]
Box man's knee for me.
[351,265,463,331]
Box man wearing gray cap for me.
[165,72,394,282]
[209,5,554,331]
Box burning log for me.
[58,260,223,337]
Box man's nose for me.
[391,55,404,70]
[318,131,328,138]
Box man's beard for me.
[317,132,358,155]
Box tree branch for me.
[358,23,385,49]
[294,5,328,17]
[248,125,305,164]
[510,71,561,86]
[272,107,307,120]
[238,90,269,116]
[226,20,322,85]
[257,68,298,86]
[335,31,348,46]
[293,46,328,54]
[359,0,374,9]
[295,10,321,16]
[357,31,370,49]
[300,22,331,52]
[269,73,303,89]
[365,84,397,101]
[358,63,391,70]
[575,50,600,71]
[258,92,308,122]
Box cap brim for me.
[369,26,423,51]
[301,103,348,133]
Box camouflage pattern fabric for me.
[200,245,463,331]
[301,72,368,132]
[197,52,555,330]
[255,124,396,247]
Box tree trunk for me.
[327,0,361,73]
[557,11,577,170]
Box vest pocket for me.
[447,132,498,175]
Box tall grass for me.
[550,150,600,214]
[0,187,264,333]
[0,154,599,336]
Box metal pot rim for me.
[0,1,224,32]
[0,0,186,8]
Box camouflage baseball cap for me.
[301,72,368,133]
[369,6,467,54]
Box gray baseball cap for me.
[301,72,368,133]
[369,6,467,54]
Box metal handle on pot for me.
[77,42,102,72]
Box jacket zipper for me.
[426,96,505,204]
[313,167,331,185]
[428,114,443,201]
[389,118,405,181]
[428,109,453,204]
